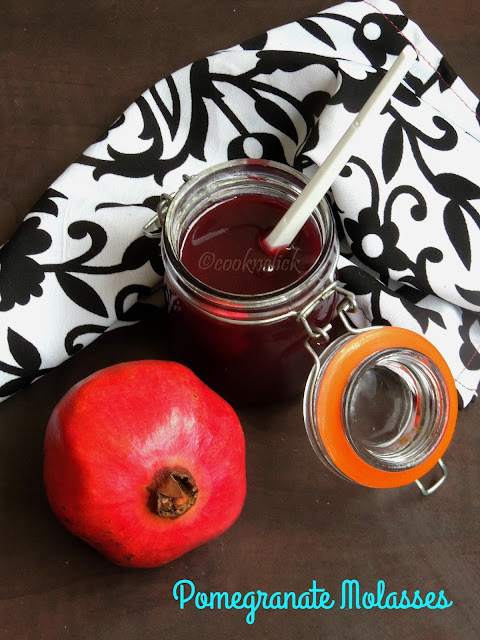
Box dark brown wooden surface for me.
[0,2,479,639]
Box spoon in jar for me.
[262,45,418,253]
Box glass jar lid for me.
[304,327,458,489]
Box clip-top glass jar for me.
[144,159,458,494]
[156,159,340,405]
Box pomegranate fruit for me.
[43,360,246,568]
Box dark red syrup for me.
[165,192,336,404]
[180,194,321,295]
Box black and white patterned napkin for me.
[1,0,479,405]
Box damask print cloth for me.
[0,0,479,405]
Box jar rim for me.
[162,159,339,318]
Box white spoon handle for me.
[264,45,417,251]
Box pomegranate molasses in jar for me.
[144,158,459,494]
[157,159,339,404]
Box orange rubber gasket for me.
[315,327,458,488]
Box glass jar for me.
[157,159,339,404]
[144,158,458,494]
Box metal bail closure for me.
[142,194,172,239]
[415,458,448,496]
[143,175,194,239]
[304,326,458,492]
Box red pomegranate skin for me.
[43,360,246,568]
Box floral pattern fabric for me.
[0,0,479,405]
